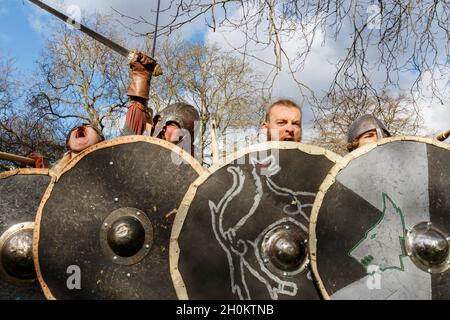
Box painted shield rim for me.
[308,135,450,300]
[170,141,341,300]
[33,135,205,300]
[0,168,55,296]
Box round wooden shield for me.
[0,169,54,300]
[171,141,341,300]
[310,137,450,300]
[34,136,205,299]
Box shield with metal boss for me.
[310,136,450,300]
[34,136,205,299]
[171,141,341,300]
[0,168,54,299]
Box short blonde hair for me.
[265,99,302,122]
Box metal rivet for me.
[446,237,450,242]
[427,268,432,273]
[283,272,288,277]
[113,256,118,260]
[284,225,290,229]
[145,244,150,249]
[126,273,131,278]
[407,252,412,257]
[104,223,108,227]
[114,198,119,202]
[304,239,308,243]
[136,212,141,216]
[427,222,432,228]
[109,161,113,165]
[263,258,269,264]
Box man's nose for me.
[285,123,294,132]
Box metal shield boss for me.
[0,169,54,299]
[34,136,204,299]
[171,142,341,299]
[310,137,450,300]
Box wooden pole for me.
[435,129,450,142]
[0,151,35,165]
[211,120,220,165]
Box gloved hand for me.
[127,50,162,100]
[29,153,45,169]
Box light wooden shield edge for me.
[308,136,450,300]
[33,135,206,300]
[0,168,56,298]
[170,141,342,300]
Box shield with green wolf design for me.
[310,137,450,300]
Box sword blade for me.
[28,0,130,58]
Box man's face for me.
[262,105,302,142]
[356,129,378,148]
[67,126,102,153]
[162,122,182,144]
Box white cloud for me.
[204,4,449,141]
[28,11,45,34]
[414,70,450,138]
[40,0,206,47]
[27,1,448,141]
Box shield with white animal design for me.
[309,137,450,300]
[0,169,54,300]
[34,136,205,299]
[171,142,340,300]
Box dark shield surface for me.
[35,137,204,299]
[171,142,340,300]
[310,137,450,300]
[0,169,52,300]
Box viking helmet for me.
[152,103,200,145]
[347,115,391,143]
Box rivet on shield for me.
[126,273,131,278]
[113,256,118,260]
[136,212,141,216]
[109,161,113,165]
[114,198,119,202]
[104,223,108,227]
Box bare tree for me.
[0,54,64,171]
[30,15,130,136]
[114,1,448,114]
[311,90,421,155]
[149,38,270,165]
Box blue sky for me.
[0,0,448,138]
[0,0,46,73]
